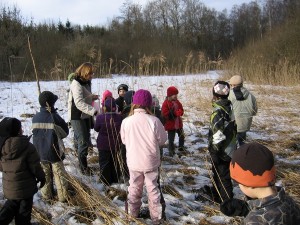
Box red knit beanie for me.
[167,86,179,97]
[230,142,276,187]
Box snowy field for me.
[0,71,299,225]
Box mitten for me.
[175,109,183,117]
[168,109,175,120]
[220,198,249,217]
[37,176,46,189]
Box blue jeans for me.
[71,119,91,172]
[237,132,246,148]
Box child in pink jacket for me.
[120,89,167,224]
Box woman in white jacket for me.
[120,89,167,224]
[68,62,98,175]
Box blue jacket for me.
[32,107,69,163]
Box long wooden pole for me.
[27,35,41,95]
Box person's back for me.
[32,91,69,162]
[120,89,167,225]
[228,75,257,146]
[0,117,45,225]
[32,91,69,202]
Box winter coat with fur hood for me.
[0,136,45,200]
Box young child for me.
[115,84,128,113]
[32,91,70,203]
[204,81,237,203]
[221,142,300,224]
[0,117,46,225]
[120,89,167,225]
[161,86,185,156]
[94,98,123,185]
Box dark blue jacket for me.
[32,107,69,163]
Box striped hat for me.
[230,142,276,187]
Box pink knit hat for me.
[132,89,152,108]
[102,90,113,105]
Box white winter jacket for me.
[68,79,96,121]
[120,108,167,171]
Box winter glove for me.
[168,109,175,120]
[220,198,249,217]
[37,176,46,189]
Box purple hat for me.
[132,89,152,108]
[104,98,117,112]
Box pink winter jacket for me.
[120,108,167,171]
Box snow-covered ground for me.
[0,71,299,225]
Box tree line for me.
[0,0,299,81]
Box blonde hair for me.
[75,62,93,81]
[128,104,153,116]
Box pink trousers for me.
[128,168,162,223]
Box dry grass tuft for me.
[177,168,199,176]
[32,207,54,225]
[162,185,183,199]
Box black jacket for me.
[0,136,45,200]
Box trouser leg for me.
[41,162,54,200]
[71,119,90,172]
[128,170,144,218]
[53,161,69,202]
[15,197,33,225]
[0,199,18,225]
[168,130,176,156]
[144,169,163,224]
[177,128,185,150]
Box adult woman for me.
[68,62,98,175]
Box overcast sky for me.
[1,0,254,26]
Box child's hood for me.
[1,136,30,159]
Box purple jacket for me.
[94,113,123,151]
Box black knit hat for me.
[213,81,230,99]
[117,84,128,94]
[230,142,276,187]
[124,90,135,105]
[39,91,58,107]
[0,117,22,137]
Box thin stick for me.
[27,35,41,95]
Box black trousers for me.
[0,197,33,225]
[211,156,233,202]
[99,150,119,185]
[168,128,185,154]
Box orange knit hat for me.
[230,142,276,187]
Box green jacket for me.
[208,99,237,161]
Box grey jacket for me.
[228,87,257,132]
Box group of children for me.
[0,72,299,224]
